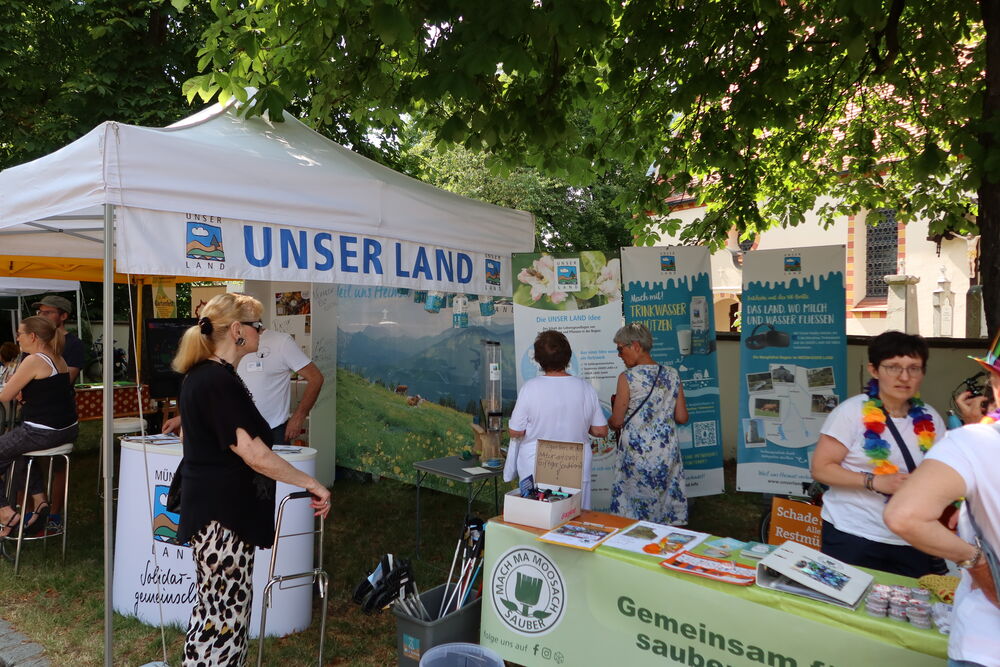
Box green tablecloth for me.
[480,512,948,667]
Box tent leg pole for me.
[103,204,115,667]
[76,288,83,381]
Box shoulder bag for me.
[612,365,663,447]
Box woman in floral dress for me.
[609,323,689,525]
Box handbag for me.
[965,503,1000,603]
[612,365,663,444]
[166,460,183,513]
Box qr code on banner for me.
[693,421,717,448]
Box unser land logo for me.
[491,547,566,635]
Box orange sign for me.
[768,497,823,549]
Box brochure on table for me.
[602,520,708,558]
[537,520,619,551]
[756,541,873,609]
[660,551,757,586]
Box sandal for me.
[25,502,49,537]
[0,512,22,539]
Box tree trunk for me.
[980,0,1000,339]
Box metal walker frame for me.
[256,490,329,667]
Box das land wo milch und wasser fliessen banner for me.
[736,246,846,495]
[512,251,623,510]
[620,246,724,496]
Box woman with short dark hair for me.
[811,330,945,577]
[609,323,689,525]
[506,330,608,508]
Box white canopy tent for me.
[0,97,534,665]
[0,277,80,297]
[0,278,81,340]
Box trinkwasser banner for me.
[620,246,724,497]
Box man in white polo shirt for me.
[164,322,323,445]
[238,325,323,445]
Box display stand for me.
[112,439,318,637]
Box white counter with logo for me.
[112,438,318,637]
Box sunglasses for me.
[241,321,264,332]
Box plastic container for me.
[419,642,503,667]
[393,584,482,667]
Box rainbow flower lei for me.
[861,379,936,475]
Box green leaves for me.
[371,3,411,46]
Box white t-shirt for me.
[237,329,312,429]
[819,393,945,544]
[925,424,1000,666]
[508,375,607,509]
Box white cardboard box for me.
[503,439,583,529]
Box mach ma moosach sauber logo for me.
[491,547,566,635]
[186,221,225,262]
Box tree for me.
[0,0,208,169]
[405,128,636,252]
[185,2,1000,334]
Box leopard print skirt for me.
[183,521,256,666]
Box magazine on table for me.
[537,520,620,551]
[739,541,778,560]
[660,551,757,585]
[602,521,708,558]
[700,537,747,559]
[755,541,873,610]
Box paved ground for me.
[0,620,48,667]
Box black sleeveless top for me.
[20,354,77,429]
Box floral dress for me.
[609,364,687,525]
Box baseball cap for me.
[31,295,73,314]
[969,331,1000,375]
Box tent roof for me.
[0,99,535,260]
[0,277,79,297]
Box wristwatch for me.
[956,539,983,570]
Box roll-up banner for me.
[620,246,724,497]
[736,246,846,495]
[115,207,512,295]
[512,251,622,510]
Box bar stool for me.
[3,443,73,574]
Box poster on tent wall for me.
[620,246,724,497]
[736,246,846,495]
[335,285,517,503]
[151,277,177,317]
[116,207,512,296]
[189,285,227,317]
[511,251,622,510]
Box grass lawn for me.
[0,421,761,665]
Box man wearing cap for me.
[885,333,1000,666]
[32,295,84,384]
